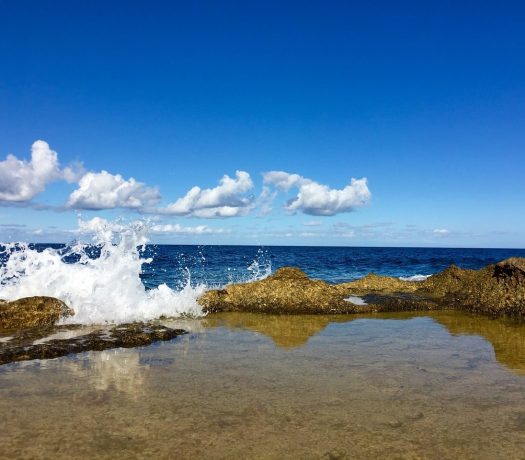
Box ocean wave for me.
[0,219,209,325]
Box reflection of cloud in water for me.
[88,349,147,395]
[57,348,148,398]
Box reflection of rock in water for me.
[429,311,525,375]
[204,311,525,374]
[204,313,338,348]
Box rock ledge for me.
[198,258,525,317]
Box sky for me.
[0,0,524,247]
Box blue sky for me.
[1,1,524,247]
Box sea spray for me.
[0,218,206,324]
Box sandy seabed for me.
[1,311,524,459]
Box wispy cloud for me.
[432,228,450,235]
[151,223,226,235]
[303,220,322,227]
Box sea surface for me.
[1,240,525,458]
[4,237,524,324]
[139,244,525,287]
[26,243,525,287]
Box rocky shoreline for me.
[1,257,524,365]
[0,322,187,366]
[199,257,525,317]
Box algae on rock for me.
[198,258,525,317]
[0,296,74,329]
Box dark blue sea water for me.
[140,245,525,289]
[5,244,525,290]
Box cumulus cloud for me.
[162,171,254,218]
[262,171,304,191]
[67,170,161,210]
[263,171,371,216]
[0,140,82,202]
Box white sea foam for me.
[345,295,368,306]
[0,218,207,324]
[399,274,431,282]
[246,248,272,281]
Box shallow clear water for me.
[1,311,524,459]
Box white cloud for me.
[263,171,371,216]
[162,171,254,218]
[76,217,125,234]
[262,171,304,191]
[433,228,450,235]
[75,217,225,238]
[303,220,322,227]
[151,224,225,235]
[0,140,82,202]
[256,185,278,216]
[67,170,161,210]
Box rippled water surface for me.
[1,311,524,459]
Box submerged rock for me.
[0,322,187,366]
[0,296,74,329]
[199,258,525,317]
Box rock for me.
[198,258,525,317]
[416,258,525,315]
[0,296,74,329]
[0,322,187,365]
[338,273,419,294]
[198,267,365,314]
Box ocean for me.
[2,234,525,324]
[137,244,525,288]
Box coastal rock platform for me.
[0,322,187,366]
[1,257,524,366]
[198,257,525,317]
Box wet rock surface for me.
[0,322,187,366]
[0,296,74,329]
[199,257,525,317]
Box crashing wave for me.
[0,218,207,324]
